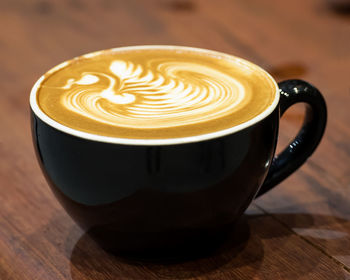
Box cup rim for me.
[30,45,279,146]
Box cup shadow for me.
[67,212,350,279]
[69,215,264,279]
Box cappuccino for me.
[36,46,277,139]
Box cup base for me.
[87,223,238,262]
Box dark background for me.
[0,0,349,279]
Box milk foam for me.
[37,47,276,139]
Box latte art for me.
[60,60,247,129]
[36,46,277,139]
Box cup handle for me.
[256,79,327,197]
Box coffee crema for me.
[36,46,277,139]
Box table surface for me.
[0,0,349,279]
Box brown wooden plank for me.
[0,199,348,279]
[0,0,349,279]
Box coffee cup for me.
[30,46,327,258]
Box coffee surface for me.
[37,46,276,139]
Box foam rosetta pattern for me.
[59,59,248,128]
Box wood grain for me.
[0,0,349,279]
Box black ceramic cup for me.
[30,49,327,259]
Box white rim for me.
[29,45,279,146]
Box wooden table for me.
[0,0,349,279]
